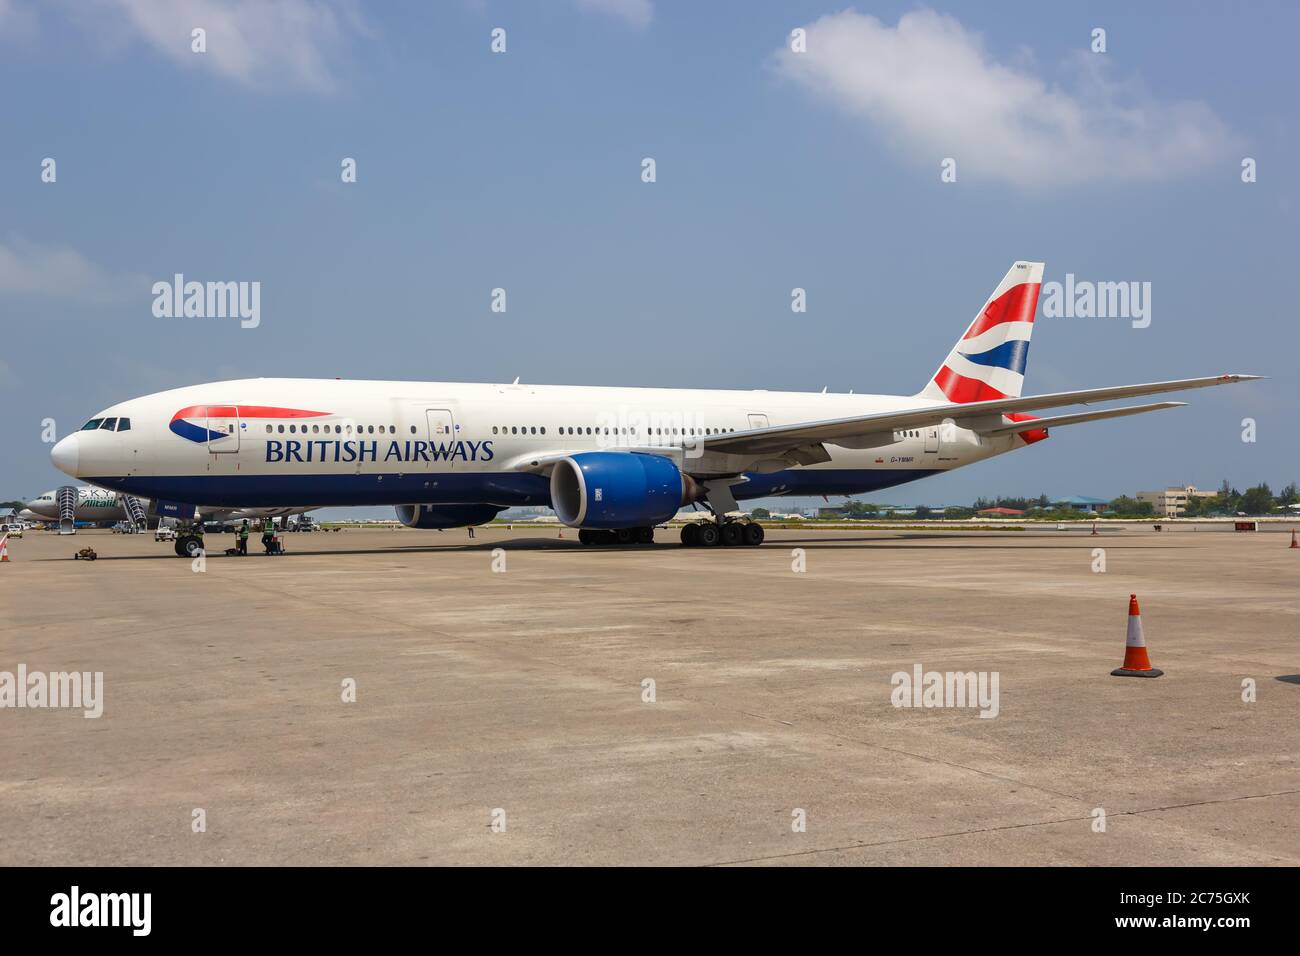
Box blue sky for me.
[1,0,1295,515]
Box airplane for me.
[20,485,134,526]
[49,261,1259,554]
[20,484,318,532]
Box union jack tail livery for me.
[919,261,1044,403]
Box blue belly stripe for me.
[86,469,943,509]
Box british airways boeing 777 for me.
[50,262,1259,552]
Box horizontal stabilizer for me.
[978,402,1186,436]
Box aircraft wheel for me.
[615,528,635,545]
[174,538,189,557]
[697,523,721,547]
[182,537,204,558]
[637,526,654,544]
[720,522,744,547]
[578,529,595,545]
[744,523,765,546]
[680,523,700,547]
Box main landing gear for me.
[578,527,656,546]
[679,519,764,548]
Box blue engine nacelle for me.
[395,503,505,529]
[549,452,694,529]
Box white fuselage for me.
[50,378,1029,511]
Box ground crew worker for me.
[262,517,275,554]
[193,521,205,553]
[238,519,250,556]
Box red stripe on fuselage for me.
[932,365,1009,404]
[962,282,1041,340]
[171,405,330,422]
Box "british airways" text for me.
[265,439,495,464]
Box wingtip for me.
[1223,373,1265,382]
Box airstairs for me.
[56,485,77,535]
[119,493,148,532]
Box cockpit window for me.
[117,418,131,432]
[100,418,118,430]
[81,419,103,431]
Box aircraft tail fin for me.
[919,261,1044,403]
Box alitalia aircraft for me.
[51,262,1258,554]
[19,484,314,530]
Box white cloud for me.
[575,0,652,30]
[775,9,1237,186]
[0,236,144,304]
[75,0,369,93]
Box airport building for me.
[1136,484,1216,517]
[1051,495,1111,513]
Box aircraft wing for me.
[701,374,1261,456]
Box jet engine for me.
[549,452,698,529]
[395,503,505,529]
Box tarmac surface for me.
[1,524,1297,865]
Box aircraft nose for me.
[51,434,80,477]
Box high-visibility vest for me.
[263,520,274,534]
[239,525,249,539]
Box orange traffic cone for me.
[1111,594,1163,678]
[0,535,9,562]
[1290,529,1298,549]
